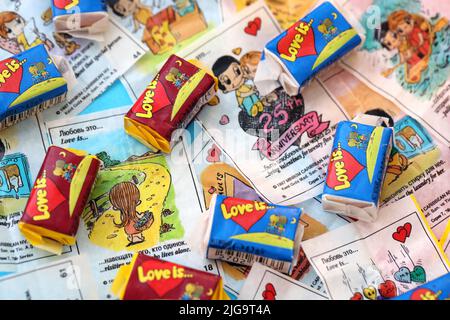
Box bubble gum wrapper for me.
[125,55,218,153]
[0,44,67,131]
[19,146,101,255]
[111,253,229,300]
[392,273,450,300]
[322,120,393,222]
[52,0,109,36]
[203,194,304,274]
[255,1,363,96]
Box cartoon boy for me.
[107,0,153,33]
[212,55,264,117]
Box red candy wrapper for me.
[124,54,218,153]
[19,146,100,254]
[112,253,229,300]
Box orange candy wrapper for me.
[112,253,229,300]
[124,54,218,153]
[19,146,100,255]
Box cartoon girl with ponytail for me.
[109,182,154,247]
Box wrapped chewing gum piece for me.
[125,54,218,153]
[52,0,109,36]
[322,119,393,222]
[19,146,101,255]
[0,44,68,131]
[255,1,363,96]
[111,253,229,300]
[203,194,304,274]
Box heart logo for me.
[26,175,66,220]
[0,58,23,94]
[350,292,363,300]
[410,288,437,300]
[363,286,377,300]
[140,260,184,297]
[277,20,317,62]
[325,147,365,190]
[378,280,397,298]
[219,114,230,125]
[133,76,170,118]
[222,197,267,232]
[206,144,221,163]
[53,0,79,10]
[394,266,412,283]
[244,17,262,36]
[410,265,426,283]
[392,222,412,243]
[262,283,276,300]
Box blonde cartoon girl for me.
[0,12,53,54]
[109,182,154,247]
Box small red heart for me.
[392,228,408,243]
[206,145,221,163]
[378,280,397,298]
[403,222,412,237]
[262,283,276,300]
[0,58,23,94]
[140,260,184,297]
[223,197,267,232]
[244,18,261,36]
[53,0,78,10]
[350,292,363,300]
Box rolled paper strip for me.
[322,119,393,222]
[392,273,450,300]
[19,146,101,254]
[204,194,304,274]
[254,1,363,96]
[52,0,109,34]
[124,54,218,153]
[111,253,229,300]
[0,44,68,131]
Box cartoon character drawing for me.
[318,18,338,40]
[29,62,50,84]
[53,159,77,182]
[106,0,153,33]
[386,147,409,184]
[375,10,448,84]
[165,67,189,89]
[181,283,204,300]
[0,164,22,198]
[53,32,80,56]
[212,55,264,117]
[0,12,54,54]
[109,181,154,247]
[347,131,368,148]
[267,214,287,236]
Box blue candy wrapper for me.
[52,0,109,35]
[0,44,67,131]
[392,273,450,300]
[322,120,393,222]
[255,1,363,96]
[204,194,304,274]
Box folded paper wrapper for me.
[199,194,304,275]
[111,253,229,300]
[254,0,365,96]
[322,115,393,222]
[52,0,109,40]
[19,146,101,255]
[124,55,218,153]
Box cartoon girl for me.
[109,182,154,247]
[0,12,54,54]
[107,0,153,33]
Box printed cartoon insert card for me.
[302,195,450,300]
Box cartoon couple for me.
[375,10,447,83]
[0,12,54,55]
[212,51,266,117]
